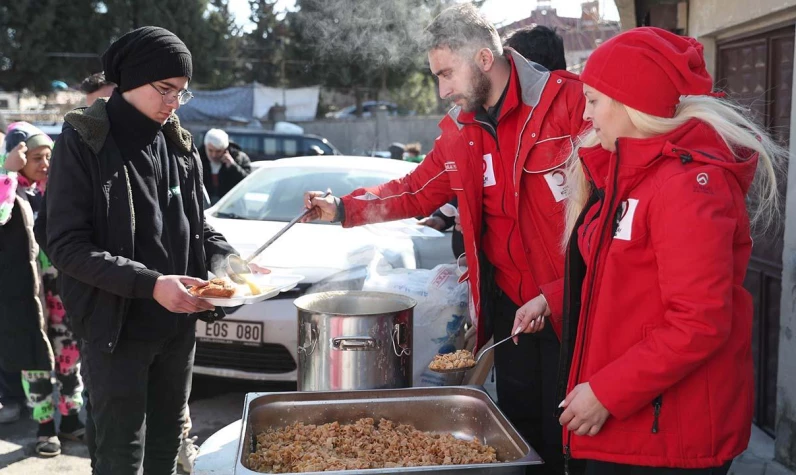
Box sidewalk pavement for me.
[729,425,795,475]
[0,416,90,474]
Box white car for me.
[194,156,453,382]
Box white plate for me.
[198,273,304,307]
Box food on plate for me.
[189,276,278,300]
[240,273,263,295]
[429,349,476,371]
[247,417,497,473]
[189,278,236,298]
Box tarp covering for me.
[176,82,319,123]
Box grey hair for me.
[424,3,503,57]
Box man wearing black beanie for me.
[42,26,237,475]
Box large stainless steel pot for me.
[294,291,415,391]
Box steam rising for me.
[296,0,435,69]
[210,254,230,278]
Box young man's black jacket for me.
[199,142,252,202]
[42,98,235,353]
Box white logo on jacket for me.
[543,169,570,202]
[483,154,497,187]
[614,199,639,241]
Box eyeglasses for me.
[149,83,194,106]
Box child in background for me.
[0,122,84,457]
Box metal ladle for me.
[429,324,530,374]
[225,189,331,285]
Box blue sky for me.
[227,0,621,33]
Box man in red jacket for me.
[305,5,585,473]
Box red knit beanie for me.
[581,27,715,118]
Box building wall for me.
[777,32,796,467]
[688,0,796,76]
[614,0,636,30]
[0,92,19,111]
[684,1,796,468]
[780,80,796,464]
[565,49,594,73]
[300,115,445,156]
[689,0,796,37]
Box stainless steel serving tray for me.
[235,386,543,475]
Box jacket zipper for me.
[670,147,694,165]
[555,189,600,417]
[512,109,534,192]
[652,395,663,433]
[153,145,178,275]
[98,149,136,351]
[475,107,533,213]
[473,117,497,145]
[475,113,516,287]
[564,444,571,475]
[151,142,163,185]
[564,141,623,456]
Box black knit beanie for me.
[102,26,193,93]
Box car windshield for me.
[213,165,398,222]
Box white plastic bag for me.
[363,262,469,386]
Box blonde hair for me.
[563,95,785,248]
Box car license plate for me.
[196,320,263,345]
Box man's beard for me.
[456,64,491,113]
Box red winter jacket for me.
[341,50,585,350]
[559,119,757,468]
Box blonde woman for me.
[512,27,783,474]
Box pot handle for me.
[392,323,411,357]
[332,337,378,351]
[298,322,317,356]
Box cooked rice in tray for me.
[247,417,497,473]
